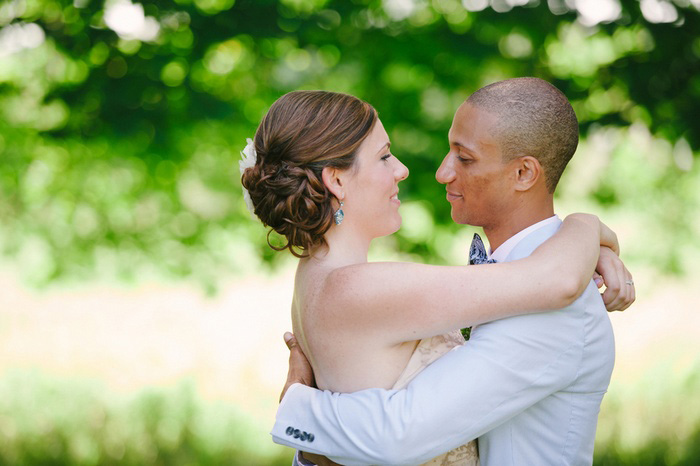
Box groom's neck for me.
[483,198,555,252]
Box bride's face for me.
[343,119,409,238]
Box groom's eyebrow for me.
[453,142,476,154]
[452,141,465,148]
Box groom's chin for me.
[450,209,469,225]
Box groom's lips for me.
[446,191,462,201]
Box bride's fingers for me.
[600,262,621,308]
[630,273,636,305]
[602,279,620,310]
[618,268,635,311]
[594,240,636,311]
[602,256,630,311]
[596,247,623,309]
[606,264,635,311]
[593,272,604,289]
[612,268,631,310]
[614,265,634,311]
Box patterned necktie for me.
[469,233,497,265]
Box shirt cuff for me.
[278,382,303,411]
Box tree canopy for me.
[1,0,699,287]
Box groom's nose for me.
[436,154,455,185]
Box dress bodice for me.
[392,330,479,466]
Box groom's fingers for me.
[279,331,316,403]
[284,331,298,349]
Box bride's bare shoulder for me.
[325,261,428,284]
[323,262,390,286]
[319,262,416,303]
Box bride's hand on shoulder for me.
[594,246,635,312]
[563,213,619,254]
[562,214,633,311]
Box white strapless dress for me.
[391,330,479,466]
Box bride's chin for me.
[375,226,401,239]
[370,215,402,238]
[389,217,402,235]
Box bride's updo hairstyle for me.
[241,90,377,257]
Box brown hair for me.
[240,90,377,256]
[467,77,579,193]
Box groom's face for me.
[436,103,513,226]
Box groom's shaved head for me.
[467,77,578,193]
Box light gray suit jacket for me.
[271,219,615,465]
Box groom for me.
[271,78,631,465]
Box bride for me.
[241,90,630,465]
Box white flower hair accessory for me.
[239,138,257,218]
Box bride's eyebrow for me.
[375,142,390,155]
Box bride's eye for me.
[381,154,392,161]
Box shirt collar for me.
[489,215,560,263]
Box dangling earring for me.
[333,201,345,225]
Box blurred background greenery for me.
[1,0,699,464]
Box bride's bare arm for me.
[320,213,613,344]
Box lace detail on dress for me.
[391,330,480,466]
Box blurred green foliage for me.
[1,0,699,288]
[0,370,293,465]
[1,365,698,465]
[594,359,700,465]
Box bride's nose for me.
[395,160,409,181]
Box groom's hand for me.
[280,332,315,402]
[279,335,340,466]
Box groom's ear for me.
[321,166,345,200]
[512,156,543,192]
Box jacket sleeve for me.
[270,310,583,465]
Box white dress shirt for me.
[271,217,615,465]
[489,215,560,262]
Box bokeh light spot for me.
[161,59,188,87]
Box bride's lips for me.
[446,191,462,202]
[390,191,400,206]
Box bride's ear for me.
[322,166,345,200]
